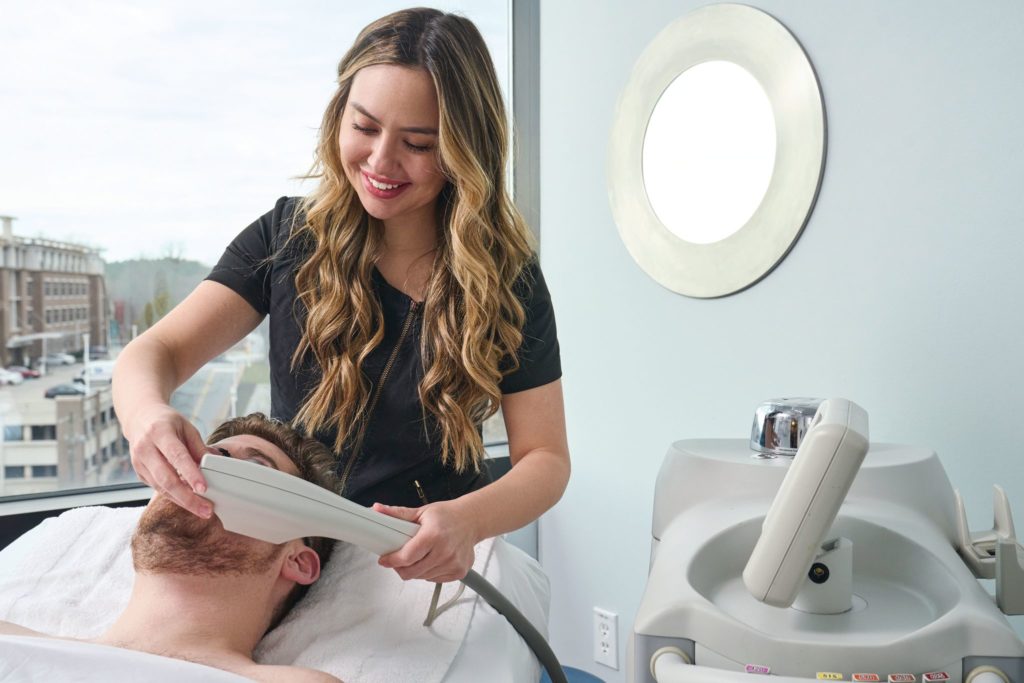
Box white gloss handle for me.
[743,398,870,607]
[200,453,420,556]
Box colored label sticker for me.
[922,675,949,682]
[888,675,916,683]
[745,664,771,674]
[817,674,844,681]
[852,675,881,682]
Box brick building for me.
[0,215,109,368]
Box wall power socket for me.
[593,607,619,669]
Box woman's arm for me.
[113,281,264,516]
[376,379,570,581]
[460,378,570,536]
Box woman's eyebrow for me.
[350,101,438,135]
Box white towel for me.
[0,506,496,682]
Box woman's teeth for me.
[369,177,402,190]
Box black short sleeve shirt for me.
[205,196,561,507]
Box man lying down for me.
[0,413,341,683]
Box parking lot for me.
[1,352,262,439]
[1,360,101,405]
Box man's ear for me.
[280,543,321,585]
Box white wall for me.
[536,1,1024,679]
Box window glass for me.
[0,1,512,500]
[31,425,57,441]
[4,466,25,479]
[3,425,23,442]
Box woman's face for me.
[339,64,447,229]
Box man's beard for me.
[131,495,284,576]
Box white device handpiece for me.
[199,454,419,556]
[742,398,869,607]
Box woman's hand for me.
[126,403,212,519]
[373,501,481,583]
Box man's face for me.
[131,434,298,576]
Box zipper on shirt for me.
[413,479,430,505]
[338,300,421,496]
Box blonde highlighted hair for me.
[290,8,535,473]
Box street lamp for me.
[82,332,90,394]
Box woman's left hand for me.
[373,500,480,583]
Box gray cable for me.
[461,569,567,683]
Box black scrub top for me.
[205,196,561,508]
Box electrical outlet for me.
[593,607,619,669]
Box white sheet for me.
[0,635,250,682]
[0,505,549,682]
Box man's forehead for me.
[208,434,298,476]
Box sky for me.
[0,1,509,264]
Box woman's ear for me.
[280,543,321,585]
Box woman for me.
[112,8,569,584]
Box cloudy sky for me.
[0,1,509,264]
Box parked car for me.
[0,369,25,385]
[44,383,87,398]
[75,361,116,385]
[6,365,41,379]
[38,353,76,367]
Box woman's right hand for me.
[126,404,213,518]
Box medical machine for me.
[199,453,566,683]
[631,398,1024,683]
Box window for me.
[3,425,23,442]
[4,466,25,479]
[31,425,57,440]
[31,465,58,478]
[1,2,511,501]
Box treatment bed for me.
[0,505,549,682]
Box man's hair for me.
[207,412,339,631]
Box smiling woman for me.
[111,5,568,589]
[0,2,513,504]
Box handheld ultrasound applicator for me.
[199,453,418,555]
[198,453,568,683]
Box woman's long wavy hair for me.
[290,8,535,473]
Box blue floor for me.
[541,667,605,683]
